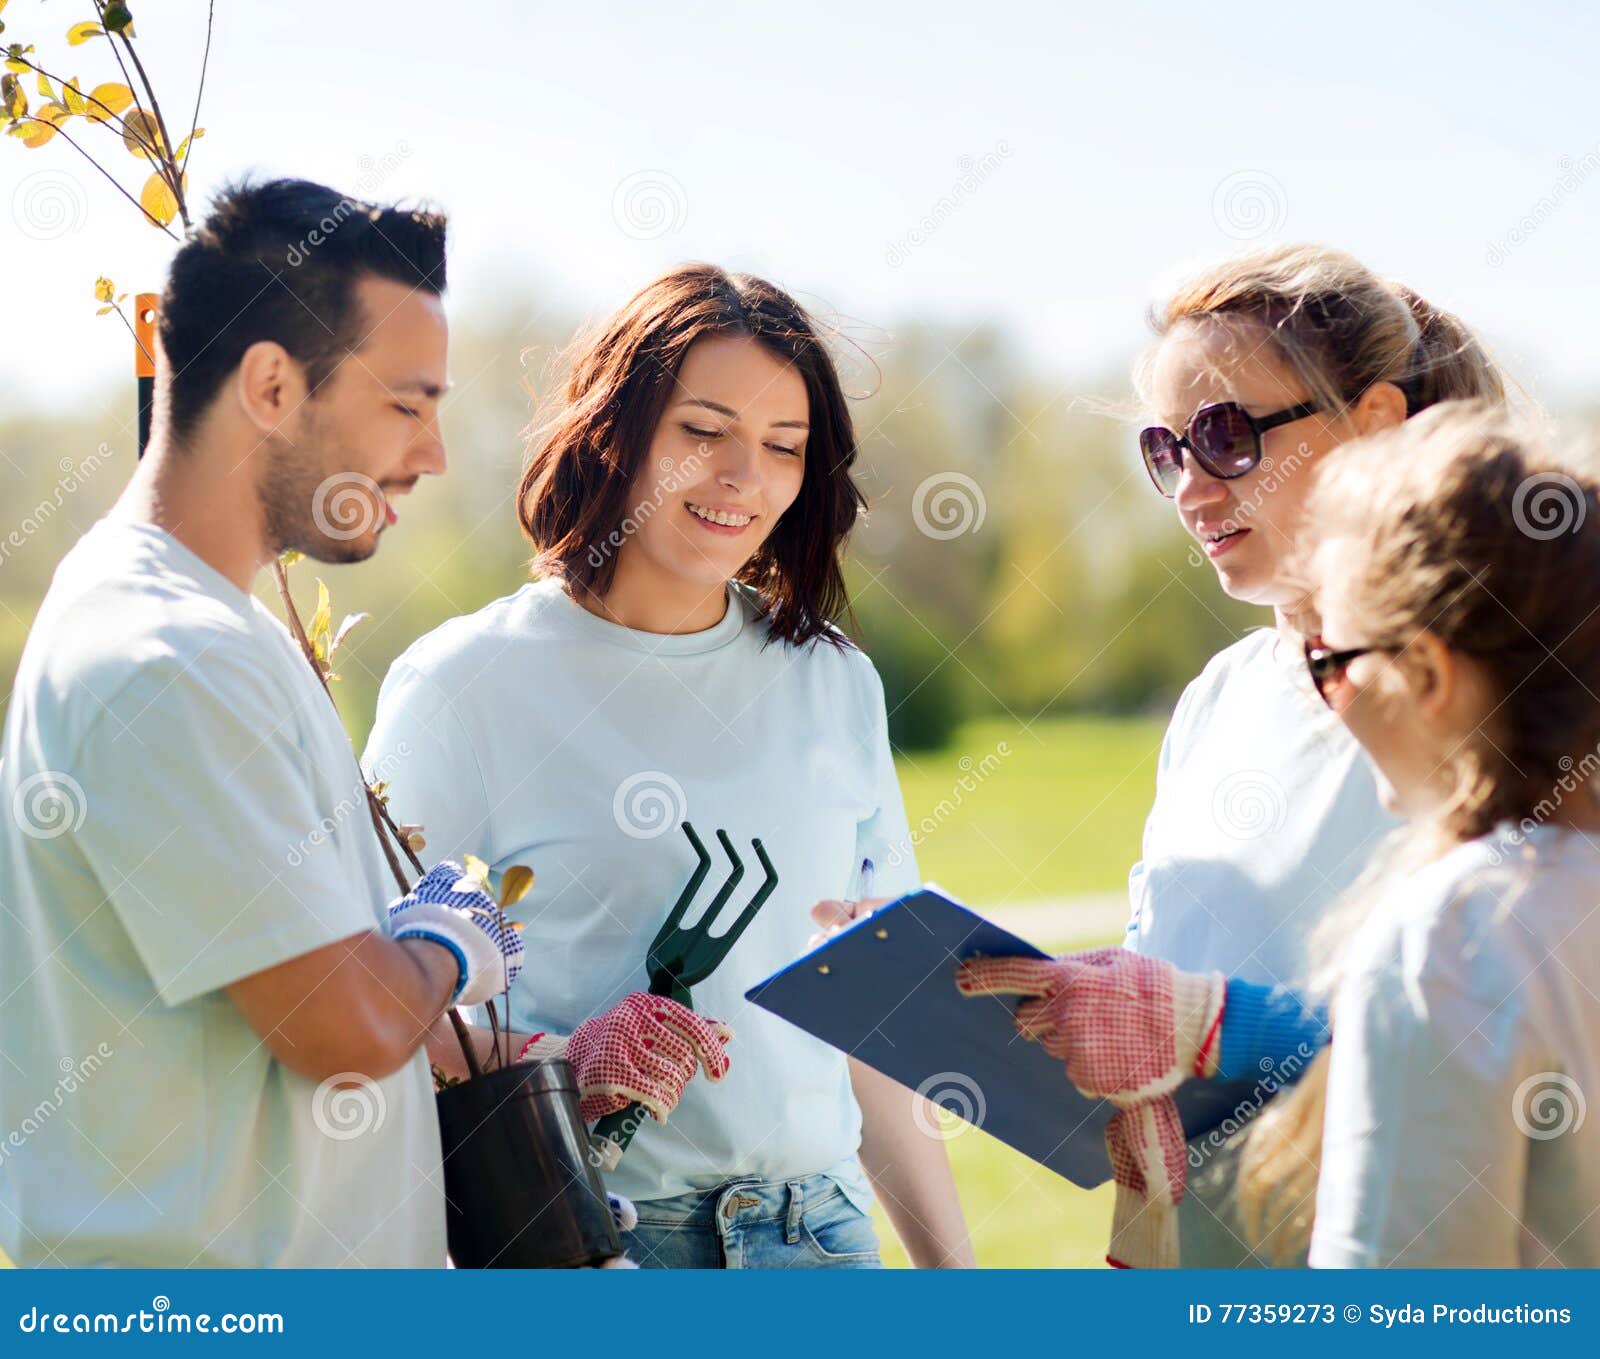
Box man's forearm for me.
[850,1057,975,1268]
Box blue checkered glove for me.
[388,861,524,1006]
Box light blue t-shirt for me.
[1126,626,1398,1266]
[1313,824,1600,1268]
[0,520,445,1267]
[363,578,918,1210]
[1128,627,1398,982]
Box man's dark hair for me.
[159,178,447,444]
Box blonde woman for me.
[955,247,1508,1267]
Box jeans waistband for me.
[632,1171,852,1228]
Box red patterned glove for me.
[520,993,733,1125]
[956,948,1225,1267]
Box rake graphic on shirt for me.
[590,821,778,1165]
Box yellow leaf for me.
[66,21,103,46]
[278,548,303,567]
[34,72,52,99]
[498,865,535,909]
[62,78,87,116]
[17,103,67,147]
[138,169,178,227]
[461,855,492,894]
[308,577,331,653]
[173,125,204,161]
[121,108,163,160]
[94,276,115,303]
[96,305,116,316]
[84,81,133,123]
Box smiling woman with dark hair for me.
[365,264,974,1269]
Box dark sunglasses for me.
[1303,639,1389,707]
[1139,401,1321,497]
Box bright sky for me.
[3,0,1597,415]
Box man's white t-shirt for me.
[1312,823,1600,1268]
[362,577,920,1211]
[0,519,445,1267]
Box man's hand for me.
[388,861,524,1006]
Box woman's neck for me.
[577,551,730,635]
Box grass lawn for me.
[871,714,1163,1267]
[891,713,1165,904]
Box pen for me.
[852,856,874,905]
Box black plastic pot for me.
[436,1057,622,1268]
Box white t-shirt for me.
[1127,627,1399,1265]
[362,577,919,1210]
[0,520,445,1267]
[1311,823,1600,1268]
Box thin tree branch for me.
[105,16,186,226]
[181,0,213,180]
[270,558,484,1080]
[14,116,178,237]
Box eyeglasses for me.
[1302,638,1388,707]
[1138,401,1321,498]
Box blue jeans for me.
[620,1173,882,1269]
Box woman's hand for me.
[806,896,890,949]
[550,993,734,1125]
[956,947,1225,1100]
[956,947,1226,1269]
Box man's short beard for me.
[257,411,380,565]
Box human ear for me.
[1404,630,1455,722]
[1352,380,1408,437]
[234,341,311,436]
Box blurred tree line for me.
[0,291,1307,750]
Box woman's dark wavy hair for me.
[517,263,865,648]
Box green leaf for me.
[102,3,133,36]
[34,72,53,100]
[65,21,104,46]
[62,77,87,116]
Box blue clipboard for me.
[744,886,1270,1188]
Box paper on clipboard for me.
[744,885,1272,1188]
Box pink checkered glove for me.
[956,948,1225,1267]
[520,993,733,1125]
